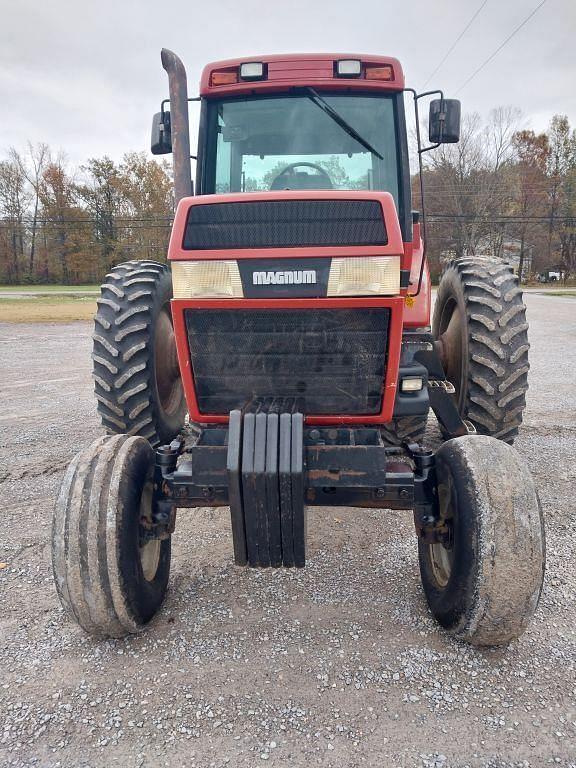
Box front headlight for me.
[327,256,400,296]
[172,255,401,298]
[171,260,243,298]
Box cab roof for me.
[200,53,405,98]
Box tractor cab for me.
[152,53,460,245]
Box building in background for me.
[536,265,566,282]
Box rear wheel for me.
[433,257,529,443]
[52,435,170,638]
[418,436,545,646]
[380,414,428,446]
[93,260,186,447]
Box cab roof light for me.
[365,65,394,81]
[210,70,238,86]
[335,59,362,78]
[240,61,266,81]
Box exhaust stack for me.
[161,48,192,204]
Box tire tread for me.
[92,261,185,447]
[434,257,529,443]
[52,435,164,638]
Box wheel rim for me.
[436,297,465,406]
[429,540,453,588]
[154,305,183,417]
[138,481,161,582]
[428,479,455,588]
[140,539,161,582]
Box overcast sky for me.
[1,0,575,166]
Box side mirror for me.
[429,99,461,144]
[151,111,172,155]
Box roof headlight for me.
[240,62,266,81]
[336,59,362,77]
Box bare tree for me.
[511,129,549,278]
[0,154,30,282]
[545,116,576,272]
[16,143,50,278]
[422,108,522,268]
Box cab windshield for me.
[204,93,401,207]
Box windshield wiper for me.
[305,87,384,160]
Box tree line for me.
[1,109,574,285]
[0,147,173,285]
[420,109,576,281]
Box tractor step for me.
[227,400,305,568]
[427,379,475,438]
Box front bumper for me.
[153,412,437,568]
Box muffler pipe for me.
[161,48,192,205]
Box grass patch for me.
[0,284,99,293]
[536,290,576,297]
[0,296,97,323]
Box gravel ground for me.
[0,293,575,768]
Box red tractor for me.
[53,51,544,646]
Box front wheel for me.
[52,435,171,638]
[418,436,545,646]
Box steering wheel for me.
[270,161,333,190]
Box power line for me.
[0,216,568,229]
[422,0,489,88]
[7,217,172,224]
[428,214,567,222]
[0,221,172,228]
[455,0,548,95]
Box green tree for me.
[39,157,91,283]
[77,157,125,275]
[118,152,173,262]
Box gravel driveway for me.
[0,294,575,768]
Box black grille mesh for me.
[183,199,387,250]
[185,308,390,415]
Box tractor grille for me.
[183,199,387,250]
[185,308,390,415]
